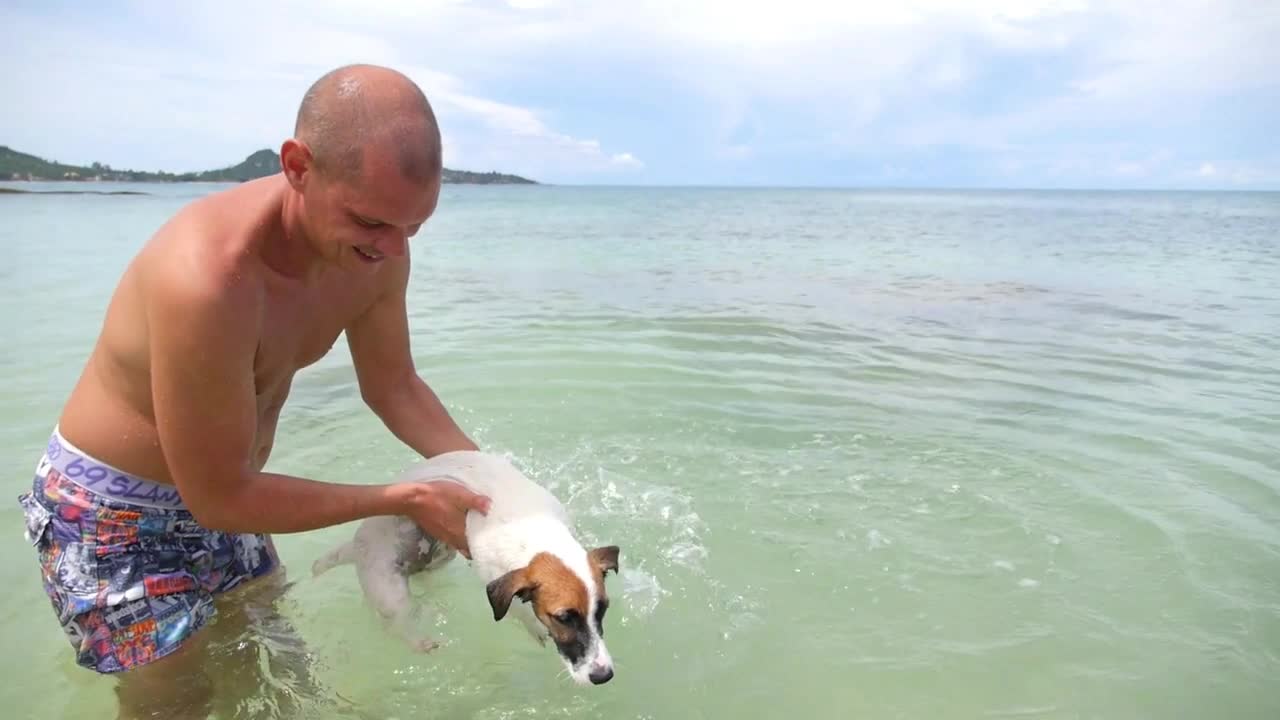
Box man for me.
[15,64,491,717]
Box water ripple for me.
[5,186,1280,719]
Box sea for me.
[1,181,1278,719]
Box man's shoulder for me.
[137,195,267,316]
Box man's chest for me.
[254,276,377,380]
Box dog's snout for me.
[588,666,614,685]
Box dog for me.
[312,450,620,686]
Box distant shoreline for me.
[0,186,150,195]
[1,145,539,186]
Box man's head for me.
[281,64,443,269]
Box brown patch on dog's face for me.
[485,547,622,684]
[485,551,619,667]
[486,552,589,625]
[525,553,593,647]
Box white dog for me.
[312,450,620,686]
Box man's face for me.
[302,144,440,272]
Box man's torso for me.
[57,176,389,485]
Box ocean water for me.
[1,181,1278,719]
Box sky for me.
[2,0,1277,188]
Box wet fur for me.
[311,513,457,652]
[312,450,619,685]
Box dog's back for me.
[394,450,568,529]
[396,451,586,586]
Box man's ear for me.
[589,545,620,576]
[279,138,314,190]
[486,567,536,621]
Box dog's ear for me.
[588,545,620,576]
[486,567,536,621]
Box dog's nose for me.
[589,666,614,685]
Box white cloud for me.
[0,0,644,181]
[611,153,644,169]
[1,0,1274,186]
[1183,160,1278,186]
[399,0,1274,168]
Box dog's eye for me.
[553,609,579,624]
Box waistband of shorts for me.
[41,426,187,511]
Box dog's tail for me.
[312,540,356,577]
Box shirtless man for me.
[16,64,491,717]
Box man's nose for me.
[588,665,614,685]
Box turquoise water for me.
[2,182,1278,719]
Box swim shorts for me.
[16,427,279,674]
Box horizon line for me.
[5,177,1278,193]
[5,144,1276,194]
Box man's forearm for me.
[372,374,478,458]
[192,471,425,534]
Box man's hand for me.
[404,480,492,559]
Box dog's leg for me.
[393,603,443,654]
[311,540,356,577]
[355,560,441,653]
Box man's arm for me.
[145,252,480,542]
[346,257,478,458]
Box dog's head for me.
[485,544,620,685]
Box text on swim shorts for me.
[41,428,188,510]
[58,463,184,507]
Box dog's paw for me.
[410,636,441,653]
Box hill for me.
[0,145,537,185]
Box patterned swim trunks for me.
[16,426,279,674]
